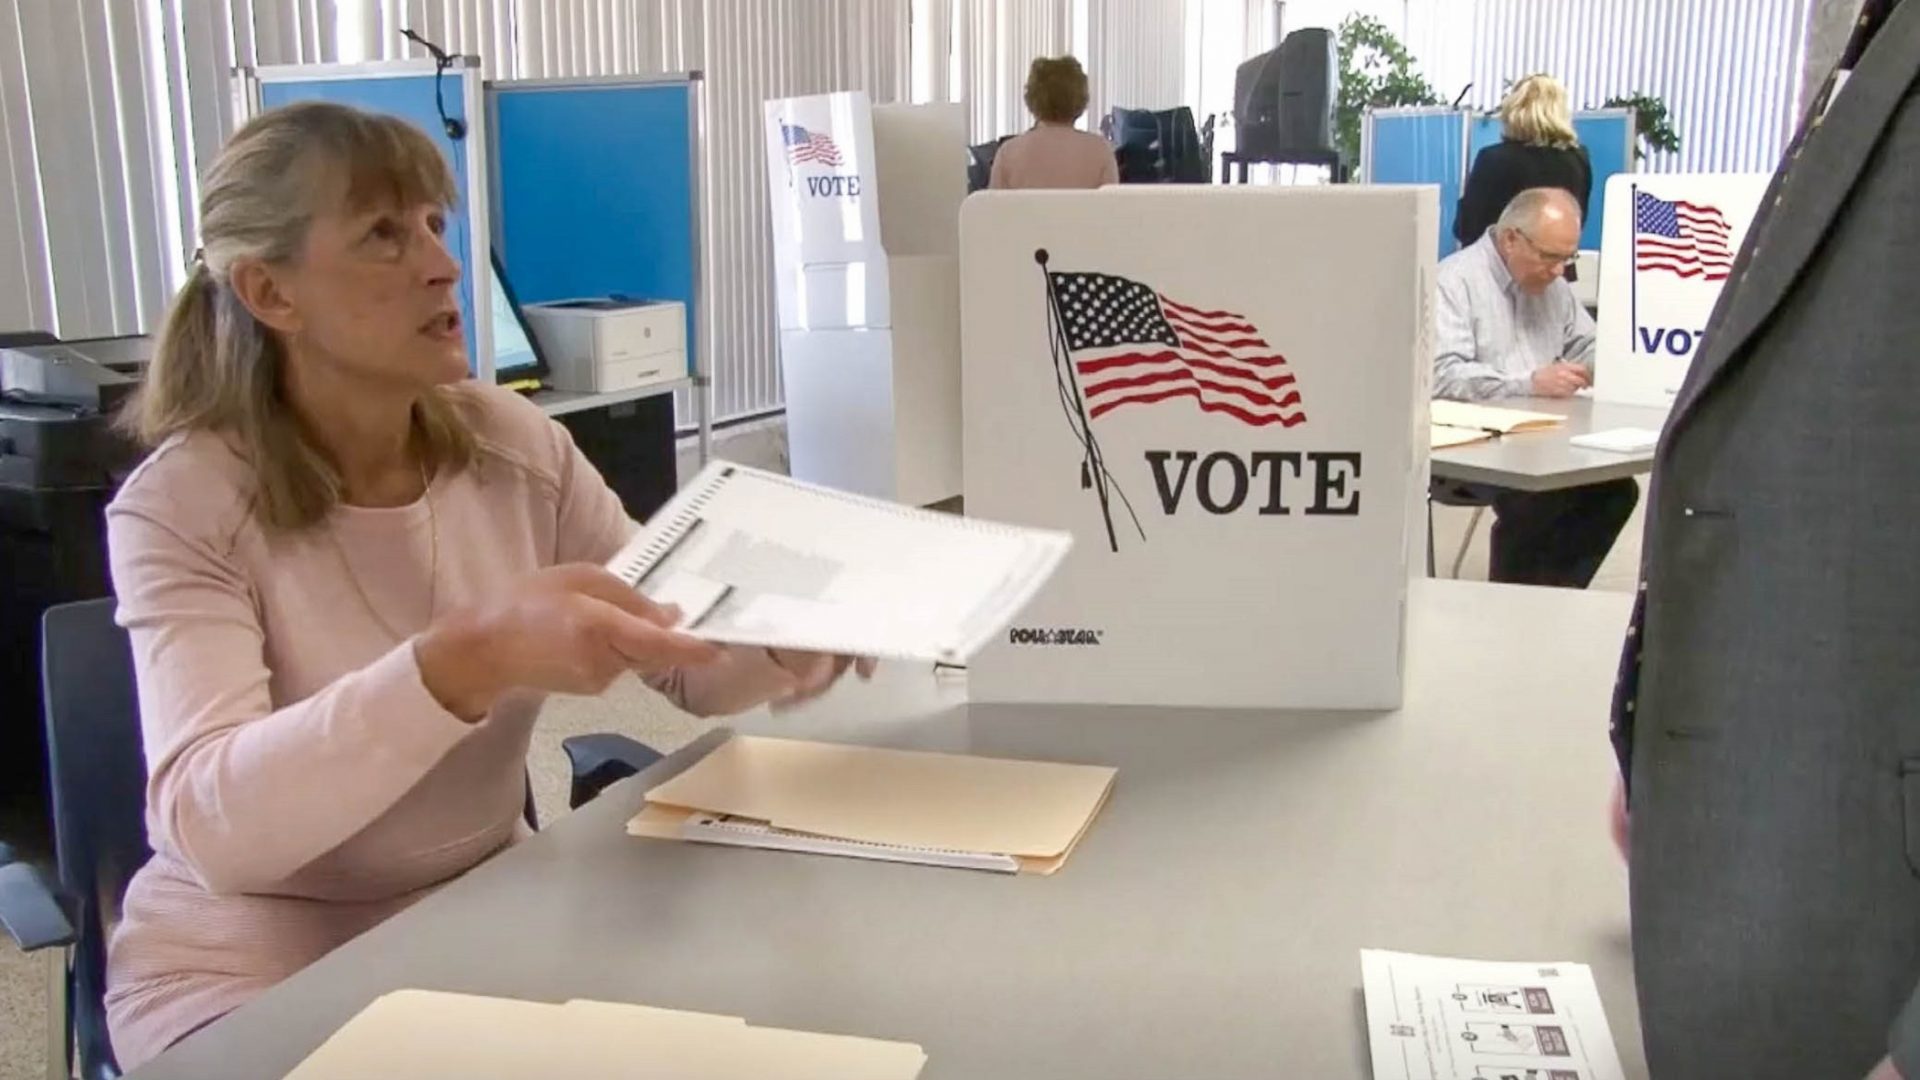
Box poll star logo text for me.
[1007,627,1105,646]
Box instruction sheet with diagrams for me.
[1360,950,1628,1080]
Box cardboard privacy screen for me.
[1595,172,1769,408]
[960,187,1433,709]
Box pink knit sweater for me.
[103,384,791,1067]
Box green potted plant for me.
[1335,14,1441,167]
[1601,92,1682,161]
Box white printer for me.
[522,298,687,394]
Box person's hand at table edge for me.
[1531,361,1591,398]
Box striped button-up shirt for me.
[1432,231,1596,401]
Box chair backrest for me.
[41,598,150,1077]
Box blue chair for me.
[0,599,144,1080]
[0,599,660,1078]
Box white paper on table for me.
[1360,950,1627,1080]
[1568,428,1660,454]
[607,462,1073,665]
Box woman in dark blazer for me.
[1454,75,1593,250]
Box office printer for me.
[1,336,147,850]
[0,337,146,490]
[523,298,688,395]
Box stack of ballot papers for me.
[628,735,1116,875]
[606,461,1073,665]
[1430,401,1566,450]
[1360,950,1627,1080]
[282,990,927,1080]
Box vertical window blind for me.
[1453,0,1814,174]
[1265,0,1815,175]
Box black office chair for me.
[0,600,660,1078]
[967,136,1013,193]
[1428,479,1494,578]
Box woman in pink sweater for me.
[105,102,858,1068]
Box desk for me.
[531,375,711,467]
[530,377,691,419]
[128,579,1643,1080]
[1432,396,1669,493]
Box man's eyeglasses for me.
[1515,228,1578,267]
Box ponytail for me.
[121,257,223,447]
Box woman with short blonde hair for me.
[1453,74,1593,256]
[105,101,860,1067]
[1499,73,1580,148]
[988,55,1119,190]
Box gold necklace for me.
[330,461,438,643]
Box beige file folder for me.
[1429,400,1566,436]
[628,735,1116,875]
[281,990,927,1080]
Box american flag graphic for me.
[782,123,843,167]
[1634,190,1735,281]
[1048,271,1306,428]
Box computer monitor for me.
[1233,28,1337,161]
[489,250,548,383]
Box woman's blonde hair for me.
[1499,74,1579,149]
[123,101,476,531]
[1024,56,1091,125]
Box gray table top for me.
[1431,395,1670,492]
[129,579,1644,1080]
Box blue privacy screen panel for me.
[490,81,697,370]
[258,75,478,363]
[1366,111,1467,261]
[1468,111,1633,252]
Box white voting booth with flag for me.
[764,91,965,506]
[961,188,1434,709]
[1595,173,1769,408]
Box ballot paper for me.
[607,462,1072,665]
[1360,950,1627,1080]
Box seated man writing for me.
[1433,187,1637,588]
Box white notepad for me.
[1569,427,1661,454]
[608,462,1073,665]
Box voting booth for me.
[765,91,964,506]
[1594,172,1769,407]
[960,187,1434,709]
